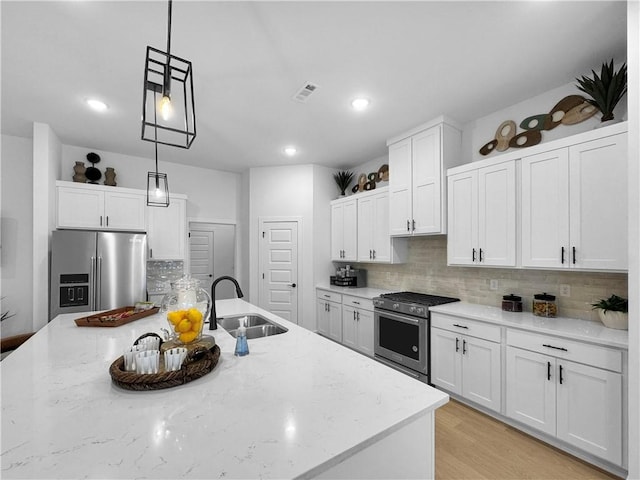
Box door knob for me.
[289,283,297,288]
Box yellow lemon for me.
[190,319,202,333]
[167,311,183,325]
[179,331,198,343]
[176,318,192,333]
[186,308,203,323]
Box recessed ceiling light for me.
[86,99,108,112]
[284,146,297,156]
[351,97,370,111]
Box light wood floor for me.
[435,399,622,480]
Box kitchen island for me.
[1,299,448,479]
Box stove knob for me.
[393,303,400,309]
[409,306,416,313]
[416,307,425,315]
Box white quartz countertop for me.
[315,284,391,299]
[429,302,628,349]
[1,299,447,479]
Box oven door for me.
[374,308,427,376]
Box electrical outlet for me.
[489,279,499,291]
[559,284,571,297]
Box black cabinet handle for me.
[547,361,551,381]
[455,337,459,352]
[561,246,565,264]
[543,344,568,352]
[453,324,469,329]
[472,248,476,262]
[412,219,416,231]
[559,364,564,384]
[479,248,483,262]
[407,220,410,232]
[462,339,467,354]
[572,246,576,264]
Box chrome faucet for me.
[209,276,244,330]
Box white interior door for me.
[259,220,299,324]
[189,222,236,299]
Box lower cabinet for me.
[342,295,374,356]
[430,313,501,413]
[316,290,343,343]
[506,331,623,465]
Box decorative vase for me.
[161,275,213,349]
[597,309,628,330]
[72,162,86,183]
[104,167,117,186]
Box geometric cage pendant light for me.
[141,0,196,149]
[147,130,170,207]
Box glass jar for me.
[533,293,557,317]
[161,275,212,346]
[502,294,523,312]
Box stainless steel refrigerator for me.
[50,230,147,319]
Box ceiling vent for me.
[292,82,319,103]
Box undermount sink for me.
[217,314,288,339]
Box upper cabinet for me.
[331,197,357,261]
[147,195,187,260]
[56,181,146,231]
[521,131,628,271]
[357,188,407,263]
[448,160,516,266]
[387,117,462,236]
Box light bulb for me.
[159,95,172,120]
[155,187,163,198]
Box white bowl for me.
[597,309,628,330]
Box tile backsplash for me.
[146,260,184,294]
[362,236,627,322]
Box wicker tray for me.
[109,344,220,391]
[75,306,160,327]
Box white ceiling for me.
[1,1,627,173]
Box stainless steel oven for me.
[373,292,459,383]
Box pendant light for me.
[147,93,170,208]
[141,0,196,149]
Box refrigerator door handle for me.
[89,256,96,311]
[96,256,103,310]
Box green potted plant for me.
[575,59,627,123]
[591,294,628,330]
[333,170,354,196]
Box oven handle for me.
[374,355,421,379]
[374,308,422,325]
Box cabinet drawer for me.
[316,289,342,303]
[342,295,374,311]
[507,329,622,372]
[431,313,501,343]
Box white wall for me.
[1,135,34,337]
[313,164,339,290]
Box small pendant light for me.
[147,91,170,208]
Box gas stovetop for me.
[372,291,460,318]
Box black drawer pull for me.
[453,324,469,329]
[543,344,568,352]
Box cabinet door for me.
[355,308,374,357]
[328,301,343,343]
[316,299,330,337]
[556,360,622,464]
[370,192,391,262]
[388,138,413,236]
[357,196,374,262]
[569,133,627,270]
[342,305,357,350]
[104,191,146,231]
[447,171,477,265]
[412,126,442,234]
[430,328,462,395]
[330,203,345,261]
[506,347,556,436]
[478,162,516,266]
[521,149,570,268]
[342,200,357,261]
[147,197,186,260]
[461,335,501,412]
[57,186,104,229]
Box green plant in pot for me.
[591,294,628,330]
[575,59,627,123]
[333,170,354,196]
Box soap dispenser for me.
[234,316,249,356]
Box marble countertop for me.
[315,284,391,299]
[1,299,447,479]
[429,302,628,349]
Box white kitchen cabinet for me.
[521,132,627,271]
[316,289,343,342]
[341,295,374,356]
[506,331,623,465]
[387,117,462,236]
[57,181,146,231]
[431,313,502,412]
[357,188,407,264]
[147,195,187,260]
[330,197,357,261]
[447,160,516,266]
